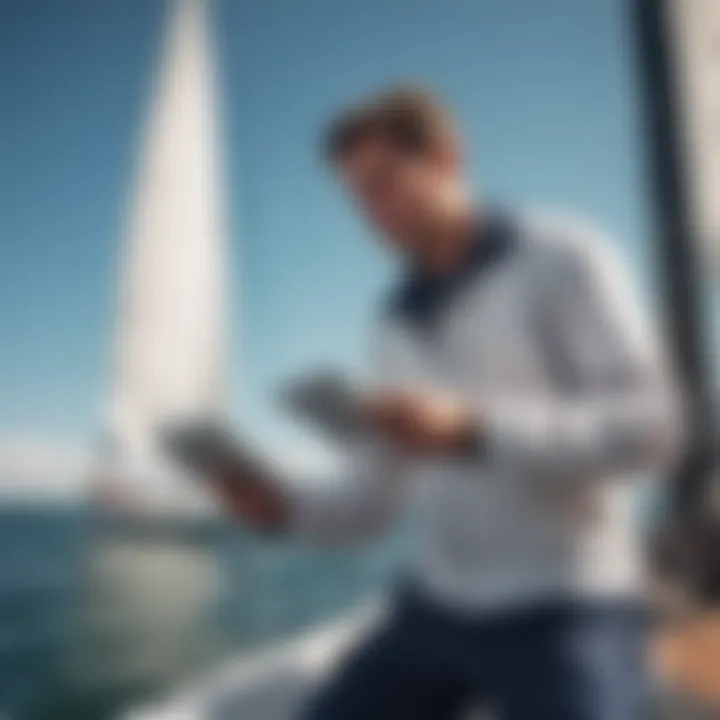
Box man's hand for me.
[211,462,289,532]
[362,388,483,456]
[161,421,290,532]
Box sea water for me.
[0,504,401,720]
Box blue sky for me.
[0,0,657,451]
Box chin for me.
[387,234,420,256]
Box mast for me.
[632,0,716,516]
[633,0,720,599]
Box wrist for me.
[213,464,289,533]
[451,416,485,457]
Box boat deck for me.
[124,607,720,720]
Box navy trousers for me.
[302,591,649,720]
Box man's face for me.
[337,138,453,255]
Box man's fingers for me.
[362,390,413,420]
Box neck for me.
[415,195,477,276]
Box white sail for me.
[75,1,227,692]
[107,0,227,474]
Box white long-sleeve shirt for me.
[288,211,683,613]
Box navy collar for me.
[388,211,516,328]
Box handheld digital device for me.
[278,369,368,443]
[159,420,265,477]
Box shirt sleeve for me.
[285,321,408,543]
[484,221,686,481]
[287,439,407,543]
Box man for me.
[208,87,682,718]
